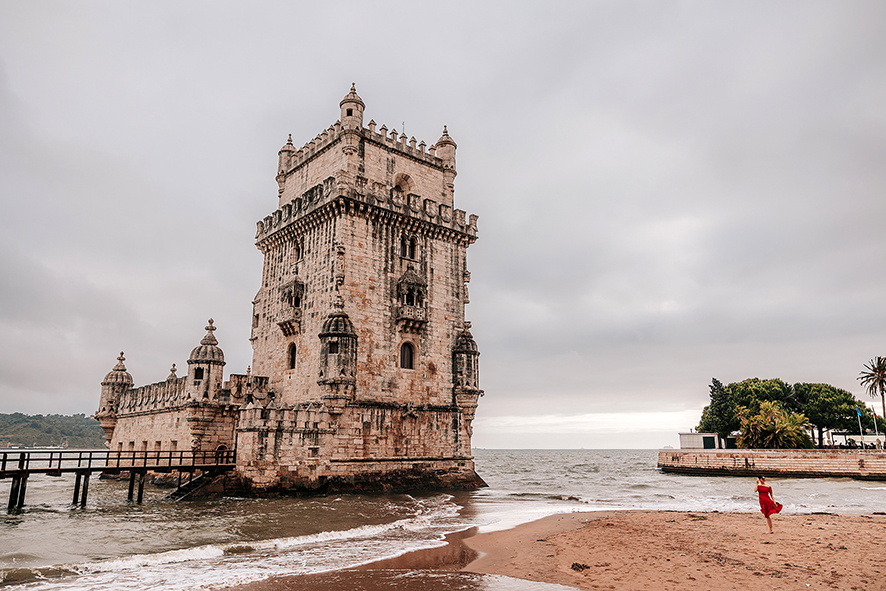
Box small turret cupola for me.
[435,125,458,203]
[186,319,226,400]
[340,83,365,130]
[278,134,296,175]
[102,352,133,388]
[435,125,457,170]
[96,352,133,442]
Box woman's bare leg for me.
[766,515,773,533]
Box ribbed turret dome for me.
[188,319,225,363]
[102,352,133,386]
[320,295,356,336]
[454,324,478,352]
[279,133,295,154]
[339,83,365,109]
[435,125,457,148]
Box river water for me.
[2,449,884,589]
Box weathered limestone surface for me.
[96,86,485,494]
[658,449,886,480]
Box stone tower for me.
[240,85,484,491]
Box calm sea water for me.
[2,449,884,589]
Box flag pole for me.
[856,406,864,448]
[873,405,880,438]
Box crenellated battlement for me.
[256,171,478,244]
[363,119,442,165]
[117,377,188,415]
[279,119,443,179]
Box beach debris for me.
[571,562,590,572]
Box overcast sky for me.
[1,1,885,448]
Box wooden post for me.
[16,475,28,511]
[7,476,20,514]
[136,471,146,505]
[127,470,136,502]
[73,472,82,505]
[80,472,89,507]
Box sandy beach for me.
[463,511,886,590]
[224,510,886,591]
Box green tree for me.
[697,379,734,439]
[698,377,795,439]
[858,357,886,424]
[793,383,872,446]
[736,401,814,449]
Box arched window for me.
[400,236,408,258]
[400,342,414,370]
[288,343,297,370]
[408,238,416,259]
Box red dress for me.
[757,485,783,517]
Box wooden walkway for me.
[1,449,236,513]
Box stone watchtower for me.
[240,85,484,491]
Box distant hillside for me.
[0,413,106,449]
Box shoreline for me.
[222,509,886,591]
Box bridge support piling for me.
[79,472,89,507]
[127,470,136,502]
[72,473,82,505]
[136,471,146,505]
[16,475,28,512]
[7,476,21,514]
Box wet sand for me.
[221,511,886,591]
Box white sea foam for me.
[12,493,467,591]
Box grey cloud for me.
[1,1,885,447]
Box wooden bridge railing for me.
[1,448,236,514]
[1,448,236,475]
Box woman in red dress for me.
[755,476,782,533]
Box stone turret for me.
[95,351,132,441]
[339,82,365,130]
[339,83,364,160]
[96,352,133,442]
[435,126,457,201]
[318,294,357,413]
[186,319,225,400]
[278,133,295,170]
[453,322,483,437]
[453,322,480,392]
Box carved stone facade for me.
[96,86,484,493]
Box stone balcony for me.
[277,307,302,336]
[396,305,427,332]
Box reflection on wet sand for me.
[225,527,574,591]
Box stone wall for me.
[109,402,239,455]
[658,449,886,480]
[235,399,479,492]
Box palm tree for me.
[735,401,813,449]
[858,357,886,423]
